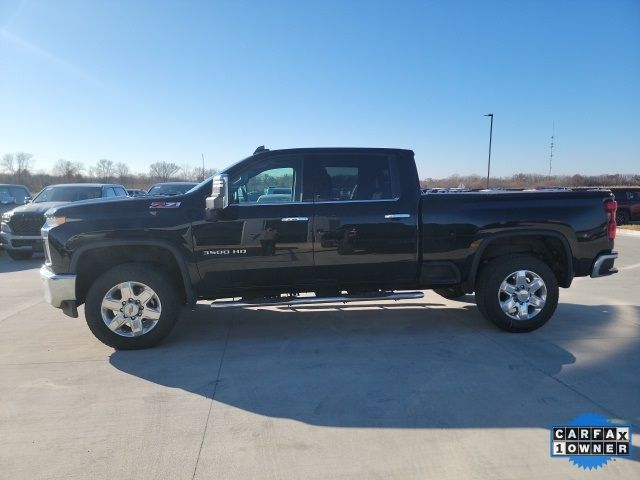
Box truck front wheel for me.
[475,255,559,332]
[84,263,181,349]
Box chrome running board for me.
[210,291,424,309]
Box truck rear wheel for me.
[475,255,558,332]
[84,263,181,349]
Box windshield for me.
[34,186,102,203]
[148,183,198,196]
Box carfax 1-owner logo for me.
[551,413,632,470]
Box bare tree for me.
[91,158,115,180]
[149,161,180,182]
[53,159,84,182]
[115,162,130,180]
[203,167,218,180]
[0,152,35,183]
[179,164,194,181]
[1,153,15,174]
[15,152,34,173]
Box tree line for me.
[0,152,218,193]
[1,151,638,194]
[420,172,640,190]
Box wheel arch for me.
[71,240,196,306]
[464,230,574,291]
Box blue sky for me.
[1,0,638,178]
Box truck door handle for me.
[281,217,309,222]
[384,214,411,219]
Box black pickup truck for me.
[40,147,619,349]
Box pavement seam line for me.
[191,318,232,480]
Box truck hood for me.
[10,201,69,215]
[47,196,150,218]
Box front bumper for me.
[0,231,43,251]
[40,265,76,308]
[591,251,618,278]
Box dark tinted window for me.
[34,186,102,203]
[312,155,395,201]
[0,186,30,204]
[148,183,197,196]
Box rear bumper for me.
[591,251,618,278]
[40,265,76,308]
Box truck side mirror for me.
[205,174,229,215]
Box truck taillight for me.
[604,199,617,240]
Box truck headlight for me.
[1,211,13,224]
[45,215,66,228]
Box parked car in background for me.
[1,183,127,260]
[147,182,198,196]
[0,184,32,251]
[0,184,31,215]
[610,187,640,224]
[127,189,148,197]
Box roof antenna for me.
[253,145,268,155]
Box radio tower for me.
[548,122,555,178]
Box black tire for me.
[616,210,629,225]
[475,254,559,332]
[84,263,182,349]
[7,250,33,260]
[433,286,467,300]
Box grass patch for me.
[619,224,640,231]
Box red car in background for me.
[611,188,640,224]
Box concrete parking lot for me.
[1,235,639,480]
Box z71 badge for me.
[203,249,247,256]
[149,201,181,209]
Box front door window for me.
[229,158,301,205]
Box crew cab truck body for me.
[40,148,619,349]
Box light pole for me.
[484,113,493,189]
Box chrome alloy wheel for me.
[100,281,162,337]
[498,270,547,321]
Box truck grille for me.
[9,214,45,236]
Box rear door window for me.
[310,154,397,202]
